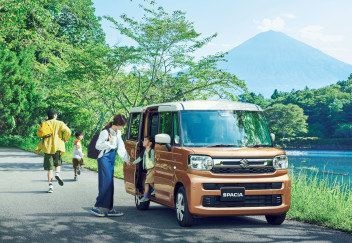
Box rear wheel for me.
[135,194,150,210]
[175,187,194,227]
[265,213,286,225]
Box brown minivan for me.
[123,100,290,227]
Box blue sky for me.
[92,0,352,65]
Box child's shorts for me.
[43,151,62,170]
[72,158,85,168]
[145,168,154,184]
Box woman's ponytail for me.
[102,114,127,130]
[102,121,113,130]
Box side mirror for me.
[155,134,172,151]
[270,133,276,143]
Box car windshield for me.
[180,110,272,147]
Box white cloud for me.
[300,25,343,42]
[281,13,296,19]
[253,17,285,32]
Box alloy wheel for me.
[176,192,185,221]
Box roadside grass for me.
[288,169,352,232]
[1,135,352,232]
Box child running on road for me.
[72,131,85,181]
[130,136,155,202]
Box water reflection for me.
[285,149,352,187]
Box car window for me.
[173,113,180,145]
[149,113,159,137]
[160,112,172,137]
[128,113,140,141]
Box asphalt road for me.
[1,147,352,243]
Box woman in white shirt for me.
[90,114,130,217]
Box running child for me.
[131,136,155,202]
[72,131,85,181]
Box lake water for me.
[285,150,352,188]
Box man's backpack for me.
[37,122,53,138]
[87,129,110,159]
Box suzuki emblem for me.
[240,159,249,168]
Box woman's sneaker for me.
[107,210,124,217]
[74,175,78,181]
[90,208,105,217]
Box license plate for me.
[220,187,245,201]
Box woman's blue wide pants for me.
[95,151,116,209]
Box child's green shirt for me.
[132,149,155,169]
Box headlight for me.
[188,155,213,170]
[273,155,289,169]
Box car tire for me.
[135,194,150,210]
[265,213,286,225]
[175,187,194,227]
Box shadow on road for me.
[0,163,43,171]
[1,205,349,243]
[0,191,45,194]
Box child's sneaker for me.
[48,186,53,193]
[90,208,105,217]
[74,175,78,181]
[107,210,124,217]
[55,174,64,186]
[77,167,81,175]
[140,197,149,202]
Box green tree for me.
[0,46,42,135]
[265,103,308,138]
[1,0,108,136]
[239,92,267,108]
[102,4,246,113]
[271,89,280,99]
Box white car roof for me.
[129,100,262,113]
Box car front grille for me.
[203,182,282,190]
[211,158,276,174]
[211,167,276,174]
[202,195,282,207]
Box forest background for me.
[0,0,352,150]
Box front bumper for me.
[185,172,291,216]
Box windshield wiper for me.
[207,144,239,147]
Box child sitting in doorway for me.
[72,131,85,181]
[130,136,155,202]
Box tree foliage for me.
[1,0,247,138]
[0,0,107,136]
[102,5,246,113]
[0,46,42,135]
[265,103,308,138]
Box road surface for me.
[0,148,351,242]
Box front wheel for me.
[135,194,150,210]
[265,213,286,225]
[175,187,194,227]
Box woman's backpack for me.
[87,129,110,159]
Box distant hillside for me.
[218,31,352,97]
